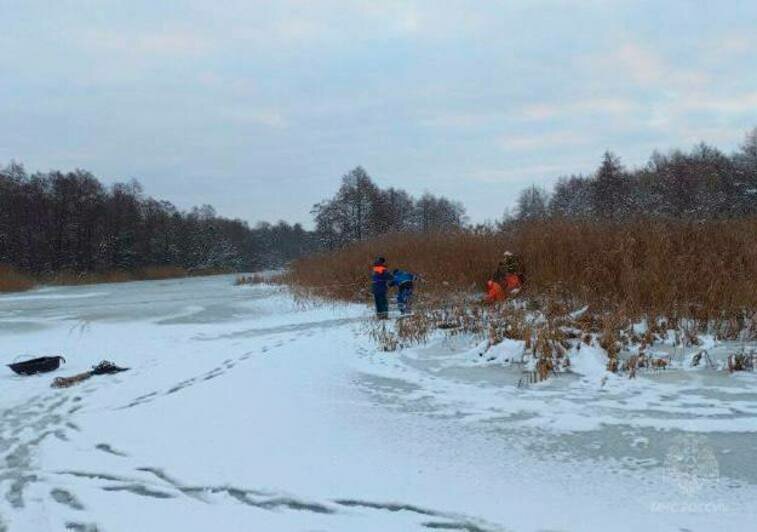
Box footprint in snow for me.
[50,488,85,510]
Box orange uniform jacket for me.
[504,273,521,291]
[485,280,505,303]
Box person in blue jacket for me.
[390,269,416,315]
[371,257,393,319]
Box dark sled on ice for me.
[8,356,66,376]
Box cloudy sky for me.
[1,1,756,226]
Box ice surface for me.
[0,276,755,531]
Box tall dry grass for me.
[0,265,36,293]
[281,230,504,301]
[0,263,240,294]
[141,265,188,280]
[0,265,196,293]
[509,218,757,319]
[284,218,757,321]
[47,266,190,286]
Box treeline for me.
[0,162,315,275]
[511,129,757,223]
[3,128,755,279]
[312,166,466,248]
[0,162,465,278]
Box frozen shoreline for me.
[1,276,755,531]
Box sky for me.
[1,0,756,226]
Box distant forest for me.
[0,163,307,274]
[1,128,755,275]
[0,163,464,275]
[509,129,757,224]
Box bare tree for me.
[312,167,466,246]
[592,151,626,220]
[516,185,549,221]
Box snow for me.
[1,276,755,531]
[568,344,610,382]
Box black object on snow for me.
[91,361,130,375]
[52,360,130,389]
[8,356,66,376]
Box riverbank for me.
[283,218,757,321]
[0,265,235,294]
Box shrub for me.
[49,270,133,286]
[281,230,504,302]
[48,266,188,286]
[0,265,36,293]
[235,274,267,286]
[139,266,188,280]
[284,218,757,321]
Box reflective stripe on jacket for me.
[371,265,393,295]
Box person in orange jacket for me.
[371,257,393,318]
[484,279,505,304]
[492,250,524,298]
[504,271,522,293]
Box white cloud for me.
[228,109,288,129]
[356,1,422,33]
[586,43,709,90]
[679,92,757,114]
[467,162,591,184]
[615,43,664,85]
[640,90,757,136]
[81,29,213,57]
[520,98,637,121]
[675,125,746,146]
[184,0,489,48]
[498,131,588,151]
[271,18,327,43]
[710,34,754,57]
[210,0,465,49]
[419,111,496,128]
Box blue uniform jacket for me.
[390,270,415,288]
[371,267,393,295]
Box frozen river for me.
[0,275,755,531]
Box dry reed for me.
[0,265,196,293]
[235,273,268,286]
[47,266,190,286]
[285,219,757,323]
[0,265,36,292]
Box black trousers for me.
[374,292,388,318]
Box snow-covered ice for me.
[1,275,755,531]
